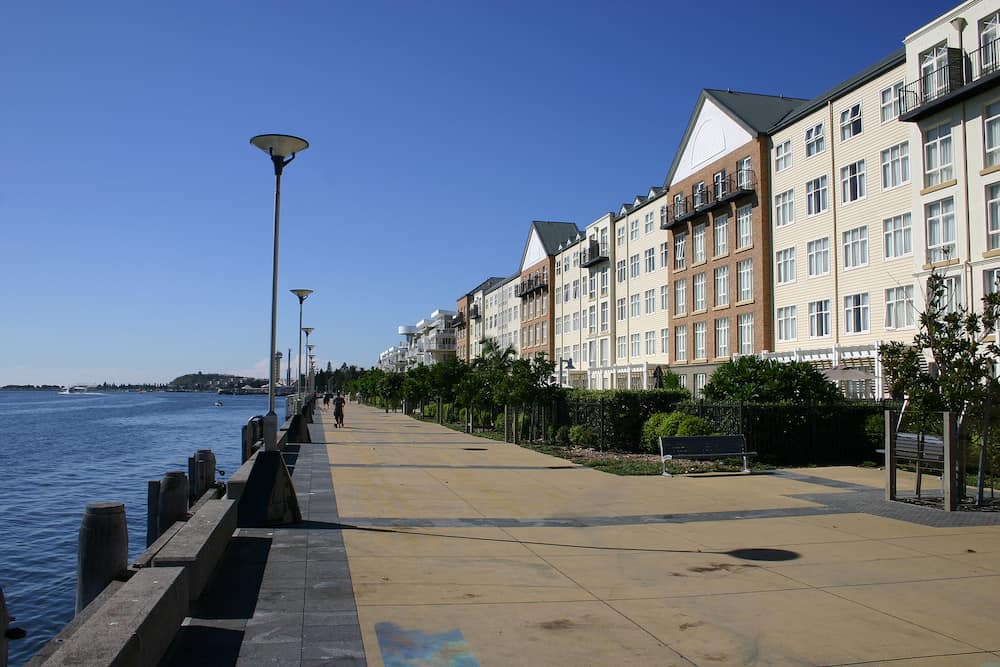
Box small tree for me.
[880,271,1000,505]
[703,356,843,403]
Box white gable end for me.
[521,229,547,271]
[669,98,753,187]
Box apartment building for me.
[378,310,457,371]
[454,294,471,363]
[483,275,520,355]
[899,0,1000,316]
[517,221,581,359]
[662,90,805,395]
[608,193,671,389]
[552,230,586,385]
[453,276,505,363]
[766,51,913,396]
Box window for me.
[808,300,831,337]
[563,314,569,332]
[674,232,687,269]
[600,268,609,296]
[983,12,1000,72]
[660,284,669,311]
[572,280,579,299]
[714,266,729,307]
[572,311,580,331]
[986,102,1000,167]
[841,160,866,203]
[840,102,862,140]
[885,285,915,329]
[883,214,912,259]
[989,183,1000,250]
[880,81,904,122]
[588,305,596,334]
[881,142,910,190]
[921,44,949,101]
[844,293,870,333]
[555,260,561,276]
[985,269,1000,295]
[738,157,752,188]
[805,123,825,156]
[694,373,707,398]
[737,259,753,302]
[629,253,640,278]
[807,176,828,215]
[693,273,706,311]
[737,313,754,354]
[563,257,569,273]
[661,328,669,354]
[776,247,796,284]
[694,322,707,359]
[693,181,707,208]
[630,219,639,240]
[713,214,728,256]
[777,306,797,341]
[924,123,953,187]
[645,288,655,314]
[616,259,626,282]
[675,279,687,315]
[776,188,797,226]
[588,275,596,299]
[715,318,729,358]
[713,170,727,199]
[645,330,656,355]
[644,247,655,272]
[617,336,626,358]
[617,225,625,247]
[660,241,669,267]
[926,197,956,262]
[644,211,655,234]
[737,205,752,248]
[693,224,706,263]
[675,325,688,362]
[629,294,640,318]
[617,297,626,321]
[563,284,570,303]
[842,226,868,269]
[600,301,609,332]
[807,238,830,276]
[775,140,792,171]
[942,275,963,314]
[630,333,641,356]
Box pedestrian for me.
[333,391,346,428]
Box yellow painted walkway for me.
[312,401,1000,667]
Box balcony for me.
[451,312,466,329]
[661,170,756,230]
[469,304,481,320]
[580,239,609,267]
[900,41,1000,122]
[514,273,549,298]
[714,170,756,205]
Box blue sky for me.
[1,0,955,385]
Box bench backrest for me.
[894,432,944,462]
[659,434,746,457]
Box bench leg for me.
[742,455,750,474]
[661,456,672,477]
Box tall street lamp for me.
[251,133,309,450]
[302,327,314,394]
[290,288,313,401]
[558,358,575,387]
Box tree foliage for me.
[702,356,843,403]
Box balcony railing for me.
[469,304,481,320]
[580,239,609,267]
[900,41,1000,121]
[514,273,549,298]
[660,169,756,230]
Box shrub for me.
[676,414,713,436]
[458,407,468,424]
[424,403,437,419]
[494,413,505,432]
[864,413,885,450]
[568,424,596,447]
[556,425,571,446]
[641,412,676,453]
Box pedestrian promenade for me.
[174,402,1000,666]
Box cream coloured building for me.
[767,50,914,395]
[483,275,521,356]
[900,0,1000,316]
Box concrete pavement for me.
[175,401,1000,666]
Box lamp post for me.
[558,358,575,387]
[307,345,316,393]
[302,328,314,394]
[251,133,309,450]
[290,289,313,402]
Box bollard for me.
[188,456,199,500]
[76,502,128,613]
[1,585,8,667]
[196,449,216,491]
[157,471,189,536]
[146,480,161,547]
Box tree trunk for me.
[978,402,990,506]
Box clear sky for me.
[1,0,956,385]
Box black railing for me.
[897,43,1000,119]
[660,170,756,230]
[469,304,481,320]
[580,239,608,267]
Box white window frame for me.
[715,318,729,358]
[630,333,641,357]
[645,288,655,314]
[985,101,1000,168]
[644,247,655,272]
[693,322,707,359]
[737,313,754,354]
[693,273,706,311]
[775,140,792,171]
[807,237,830,277]
[629,253,640,278]
[675,325,688,362]
[776,247,796,284]
[775,189,794,227]
[844,293,870,334]
[924,122,954,187]
[777,306,797,342]
[630,218,639,240]
[673,232,687,270]
[736,204,752,248]
[645,330,656,355]
[840,102,862,141]
[713,214,728,256]
[629,294,640,318]
[617,335,627,358]
[714,266,729,307]
[988,182,1000,251]
[805,123,824,156]
[841,159,866,203]
[885,285,915,329]
[737,259,753,302]
[808,300,831,338]
[926,197,956,263]
[660,284,669,311]
[807,176,828,215]
[675,279,687,316]
[616,297,626,321]
[842,226,869,270]
[883,213,912,259]
[881,142,909,190]
[693,224,706,263]
[880,81,904,123]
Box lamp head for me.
[290,288,313,303]
[302,327,314,336]
[563,358,575,370]
[250,134,309,175]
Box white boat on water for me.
[59,386,90,394]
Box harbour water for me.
[0,390,272,666]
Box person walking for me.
[333,391,346,428]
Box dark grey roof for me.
[769,48,906,131]
[469,276,505,296]
[531,220,582,255]
[664,90,808,187]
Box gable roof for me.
[664,89,808,186]
[769,48,905,132]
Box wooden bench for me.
[658,435,755,476]
[881,431,945,495]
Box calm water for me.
[0,390,274,666]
